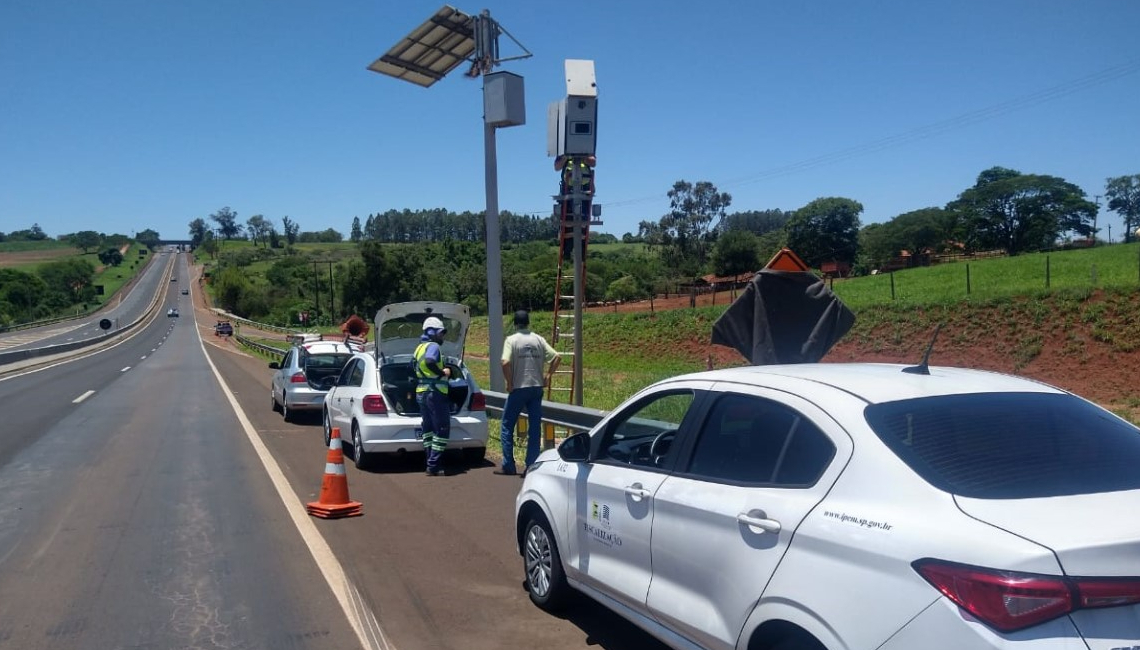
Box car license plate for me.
[414,427,423,439]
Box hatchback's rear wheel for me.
[281,392,292,423]
[323,410,333,448]
[524,516,570,611]
[352,424,370,470]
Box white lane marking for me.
[199,336,391,650]
[73,390,96,404]
[140,356,147,360]
[120,366,131,372]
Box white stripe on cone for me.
[325,463,346,475]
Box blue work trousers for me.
[500,386,544,472]
[420,390,451,472]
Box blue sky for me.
[2,0,1139,242]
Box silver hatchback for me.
[270,338,355,423]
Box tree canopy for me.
[785,197,863,268]
[209,206,242,240]
[1105,174,1140,244]
[947,167,1096,254]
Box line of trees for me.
[195,165,1139,325]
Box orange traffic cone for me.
[306,427,363,519]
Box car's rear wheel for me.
[281,392,292,423]
[323,410,333,447]
[352,423,370,470]
[524,516,570,611]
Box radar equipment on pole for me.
[546,60,599,408]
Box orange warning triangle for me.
[764,248,811,272]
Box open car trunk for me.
[380,357,471,416]
[304,354,353,391]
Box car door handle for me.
[737,509,782,534]
[624,483,652,501]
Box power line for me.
[554,59,1140,214]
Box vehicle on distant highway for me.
[181,288,189,295]
[514,363,1140,650]
[270,337,355,423]
[323,302,487,469]
[166,308,179,317]
[214,321,233,336]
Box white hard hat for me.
[422,316,445,332]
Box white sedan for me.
[323,302,488,469]
[515,362,1140,650]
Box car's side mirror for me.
[268,362,280,369]
[557,431,591,463]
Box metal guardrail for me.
[235,333,287,358]
[0,312,92,334]
[481,390,606,435]
[211,309,302,337]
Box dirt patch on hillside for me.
[0,248,80,268]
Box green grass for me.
[830,244,1140,309]
[90,245,150,303]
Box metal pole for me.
[328,262,334,319]
[484,111,505,392]
[571,174,584,406]
[312,261,319,323]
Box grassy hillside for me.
[462,243,1140,421]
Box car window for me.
[281,350,293,369]
[686,393,835,486]
[597,391,694,469]
[335,360,358,387]
[866,392,1140,498]
[347,360,365,387]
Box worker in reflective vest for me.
[557,155,596,205]
[414,316,451,476]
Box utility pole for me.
[311,261,320,324]
[328,261,335,321]
[1094,195,1101,244]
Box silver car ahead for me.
[270,338,355,423]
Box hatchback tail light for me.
[914,559,1140,632]
[469,392,485,411]
[362,395,387,415]
[290,372,307,384]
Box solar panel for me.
[366,5,476,88]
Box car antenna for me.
[902,324,942,375]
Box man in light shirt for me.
[497,310,560,475]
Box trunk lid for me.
[374,301,470,360]
[956,490,1140,575]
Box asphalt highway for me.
[0,254,669,650]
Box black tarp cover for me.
[711,269,855,365]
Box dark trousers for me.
[420,390,451,471]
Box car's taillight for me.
[914,560,1140,632]
[362,395,387,415]
[469,392,485,411]
[290,372,307,383]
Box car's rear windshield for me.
[865,392,1140,499]
[305,353,353,370]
